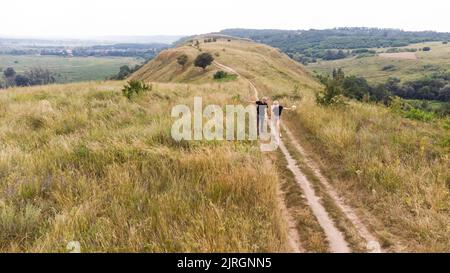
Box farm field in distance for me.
[0,54,143,83]
[307,42,450,83]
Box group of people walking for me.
[249,97,295,138]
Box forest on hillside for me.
[219,28,450,63]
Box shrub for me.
[316,78,346,106]
[404,108,435,122]
[213,70,237,81]
[213,70,227,79]
[382,65,396,71]
[3,67,16,78]
[423,47,431,51]
[15,74,31,87]
[116,65,132,80]
[177,54,188,67]
[194,53,214,70]
[122,80,151,100]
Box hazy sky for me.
[2,0,449,37]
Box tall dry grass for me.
[0,81,288,252]
[285,92,450,252]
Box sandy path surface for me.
[282,125,382,253]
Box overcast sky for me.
[2,0,449,38]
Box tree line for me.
[0,67,56,88]
[220,28,450,64]
[316,68,450,116]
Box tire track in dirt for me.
[281,125,382,253]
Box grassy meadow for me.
[307,42,450,83]
[0,80,289,252]
[0,55,142,83]
[135,38,450,252]
[1,37,449,252]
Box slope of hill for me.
[132,37,321,94]
[1,36,449,253]
[135,36,450,252]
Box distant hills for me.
[218,27,450,63]
[0,35,184,47]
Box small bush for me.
[423,47,431,51]
[177,54,188,67]
[213,70,237,81]
[122,80,151,100]
[213,70,228,79]
[404,108,435,122]
[382,65,396,71]
[316,78,346,106]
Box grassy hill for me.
[132,37,320,93]
[308,41,450,83]
[1,36,449,252]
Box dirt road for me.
[213,61,382,253]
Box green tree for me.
[177,54,189,67]
[15,74,31,87]
[316,77,346,106]
[3,67,16,78]
[117,65,132,80]
[194,53,214,70]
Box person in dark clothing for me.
[249,96,269,136]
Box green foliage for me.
[341,75,370,100]
[213,70,227,79]
[116,65,132,80]
[323,49,348,60]
[404,108,436,121]
[389,96,436,122]
[220,27,450,64]
[382,65,396,71]
[15,74,31,86]
[177,54,189,67]
[317,68,392,104]
[213,70,237,82]
[111,64,143,80]
[316,77,346,106]
[122,80,151,100]
[3,67,16,78]
[25,67,56,85]
[194,53,214,70]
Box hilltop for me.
[131,36,320,93]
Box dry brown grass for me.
[285,93,450,252]
[0,81,288,252]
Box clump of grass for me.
[122,80,151,100]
